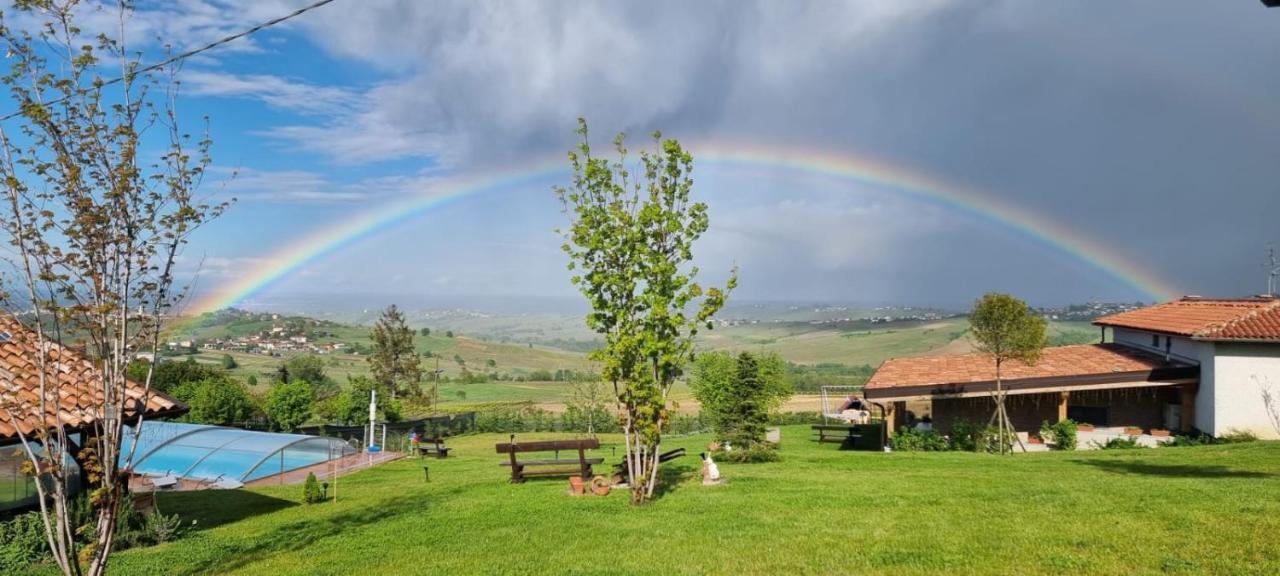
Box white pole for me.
[369,389,378,450]
[381,424,387,453]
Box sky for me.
[10,0,1280,311]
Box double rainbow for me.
[185,142,1180,316]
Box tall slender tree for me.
[969,293,1048,455]
[0,2,227,573]
[368,304,422,400]
[557,118,735,504]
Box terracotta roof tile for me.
[0,316,184,441]
[864,343,1195,399]
[1094,296,1280,341]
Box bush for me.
[891,427,951,452]
[1094,436,1145,450]
[1218,429,1258,444]
[767,412,823,426]
[303,472,325,504]
[1039,419,1078,451]
[716,445,780,463]
[950,420,1010,453]
[0,512,50,572]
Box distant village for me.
[167,309,352,357]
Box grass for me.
[701,319,970,366]
[70,427,1280,575]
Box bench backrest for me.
[495,438,600,454]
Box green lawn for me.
[77,427,1280,575]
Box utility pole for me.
[1269,245,1279,297]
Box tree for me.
[336,376,401,425]
[368,305,423,399]
[565,380,612,438]
[420,327,430,336]
[0,3,226,573]
[691,351,792,446]
[283,355,338,400]
[264,380,314,432]
[175,379,256,426]
[969,293,1048,455]
[556,119,735,504]
[445,330,454,338]
[220,354,238,370]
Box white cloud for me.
[180,70,360,115]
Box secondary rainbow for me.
[185,142,1180,316]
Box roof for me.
[0,316,185,441]
[864,343,1197,401]
[1094,296,1280,342]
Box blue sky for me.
[17,0,1280,309]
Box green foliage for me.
[173,378,257,426]
[220,354,238,370]
[564,379,612,437]
[420,327,431,336]
[1040,419,1079,451]
[128,357,226,393]
[1095,436,1146,450]
[264,380,315,431]
[691,351,791,449]
[283,355,339,399]
[556,118,736,503]
[969,293,1049,371]
[330,376,401,425]
[1218,429,1258,443]
[446,331,454,338]
[368,305,423,399]
[717,445,781,463]
[0,512,49,572]
[302,473,325,505]
[950,420,1012,453]
[891,427,951,452]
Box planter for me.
[765,427,781,445]
[1124,426,1143,436]
[1150,429,1170,438]
[1076,423,1095,432]
[590,475,611,496]
[568,475,585,496]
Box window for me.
[1152,334,1160,347]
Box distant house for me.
[864,296,1280,440]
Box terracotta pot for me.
[568,475,585,495]
[590,475,611,496]
[1150,429,1170,438]
[1124,426,1143,436]
[1077,424,1095,432]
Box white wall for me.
[1211,342,1280,439]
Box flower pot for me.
[1150,429,1170,438]
[1124,426,1143,436]
[590,475,611,496]
[1077,424,1095,432]
[568,475,585,495]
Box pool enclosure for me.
[120,422,356,488]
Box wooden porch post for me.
[1057,392,1069,422]
[1180,383,1197,433]
[884,402,897,438]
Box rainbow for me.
[183,142,1180,318]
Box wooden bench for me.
[612,448,687,484]
[416,437,451,459]
[812,424,862,444]
[495,436,603,483]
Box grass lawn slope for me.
[80,427,1280,575]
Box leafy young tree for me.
[264,380,314,432]
[969,293,1048,454]
[690,351,792,446]
[0,3,226,573]
[368,304,422,400]
[220,354,237,370]
[556,119,735,504]
[175,379,256,426]
[283,354,338,400]
[565,379,612,438]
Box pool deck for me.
[244,451,404,488]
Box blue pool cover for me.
[119,422,355,483]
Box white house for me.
[865,296,1280,440]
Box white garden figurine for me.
[701,452,722,485]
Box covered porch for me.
[863,343,1199,442]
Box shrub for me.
[140,511,184,545]
[717,446,780,463]
[1218,429,1258,444]
[303,472,325,504]
[1039,419,1079,451]
[0,512,50,572]
[1094,436,1145,450]
[950,420,1011,453]
[1167,429,1258,447]
[891,427,950,452]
